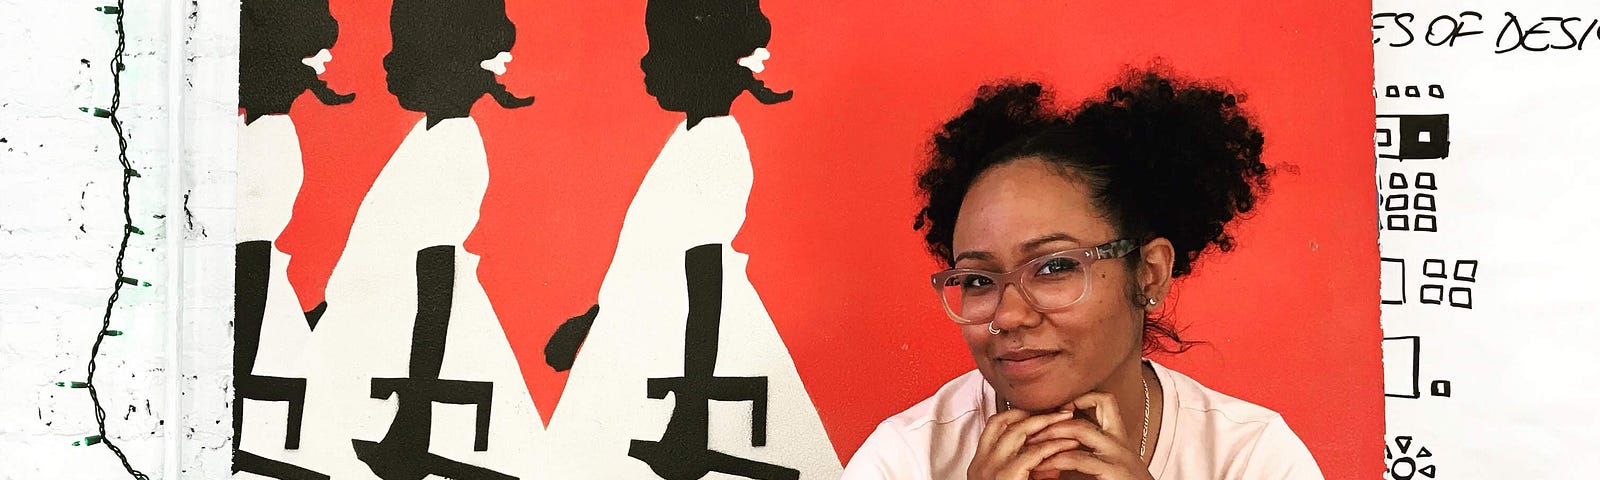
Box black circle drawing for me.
[385,0,535,128]
[642,0,793,128]
[239,0,355,124]
[1385,435,1436,479]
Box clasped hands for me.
[967,392,1155,480]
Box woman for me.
[841,70,1324,479]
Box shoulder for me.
[1153,362,1323,479]
[843,370,990,480]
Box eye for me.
[952,274,994,290]
[1036,257,1082,276]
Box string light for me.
[78,1,151,478]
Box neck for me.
[686,107,732,130]
[1103,355,1147,426]
[1104,355,1160,465]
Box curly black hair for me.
[239,0,354,124]
[384,0,534,128]
[912,67,1270,353]
[641,0,792,129]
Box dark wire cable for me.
[85,1,151,478]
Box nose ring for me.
[988,323,1002,335]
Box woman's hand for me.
[1021,392,1155,480]
[967,408,1085,480]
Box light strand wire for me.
[85,0,152,478]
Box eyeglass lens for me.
[939,255,1088,323]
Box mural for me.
[237,1,1381,479]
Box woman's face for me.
[951,156,1145,412]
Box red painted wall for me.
[278,1,1379,477]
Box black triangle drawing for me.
[1420,465,1436,478]
[1418,446,1431,458]
[1396,436,1412,454]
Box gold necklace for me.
[1139,371,1149,459]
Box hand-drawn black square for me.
[1419,284,1444,305]
[1421,259,1446,278]
[1415,172,1437,189]
[1386,215,1410,231]
[1414,215,1437,232]
[1449,287,1472,309]
[1380,258,1406,305]
[1384,194,1409,211]
[1413,193,1435,211]
[1382,336,1421,398]
[1453,260,1477,281]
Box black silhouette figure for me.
[385,0,534,129]
[351,245,515,480]
[627,244,799,480]
[239,0,354,125]
[642,0,793,128]
[233,241,328,480]
[239,0,341,328]
[543,0,797,373]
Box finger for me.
[999,439,1088,479]
[1067,391,1126,444]
[992,411,1075,463]
[1023,418,1136,461]
[1023,417,1098,446]
[1031,450,1114,477]
[977,408,1033,461]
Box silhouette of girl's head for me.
[239,0,355,124]
[642,0,793,129]
[385,0,534,128]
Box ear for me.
[1135,238,1176,308]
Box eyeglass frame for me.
[929,238,1143,325]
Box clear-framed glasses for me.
[930,239,1141,325]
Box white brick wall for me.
[0,1,235,478]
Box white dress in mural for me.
[235,113,327,469]
[285,117,544,479]
[547,116,842,479]
[236,113,317,371]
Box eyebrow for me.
[953,232,1083,264]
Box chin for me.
[995,370,1092,413]
[1004,387,1073,413]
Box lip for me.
[993,349,1059,380]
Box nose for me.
[988,281,1041,332]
